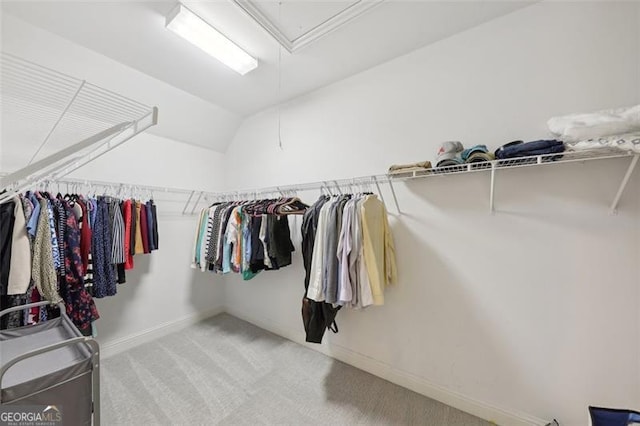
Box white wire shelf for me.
[387,148,639,214]
[0,52,158,203]
[387,148,635,179]
[185,148,638,215]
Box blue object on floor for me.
[590,406,640,426]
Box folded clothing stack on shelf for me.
[494,139,565,164]
[461,145,495,165]
[548,104,640,153]
[434,142,496,171]
[388,161,432,175]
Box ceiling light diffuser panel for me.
[166,3,258,75]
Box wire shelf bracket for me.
[610,154,639,215]
[27,79,86,166]
[489,162,496,214]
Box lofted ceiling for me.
[1,0,535,151]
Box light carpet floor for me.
[101,313,492,425]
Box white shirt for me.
[7,196,31,295]
[259,214,272,268]
[336,199,355,305]
[306,199,335,301]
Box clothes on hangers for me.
[302,193,397,343]
[0,198,17,296]
[92,197,116,298]
[192,197,307,278]
[123,199,134,270]
[301,195,340,344]
[60,200,100,330]
[0,191,160,332]
[134,201,144,255]
[33,196,60,304]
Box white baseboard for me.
[225,306,548,426]
[99,306,225,359]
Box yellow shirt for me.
[360,195,397,305]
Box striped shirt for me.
[111,200,126,264]
[54,199,67,277]
[80,199,95,292]
[46,200,61,271]
[205,204,224,264]
[200,206,216,271]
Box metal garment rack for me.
[182,149,639,216]
[0,52,158,204]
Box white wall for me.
[222,2,640,425]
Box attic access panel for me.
[232,0,384,52]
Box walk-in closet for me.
[1,1,639,425]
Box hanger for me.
[275,191,309,215]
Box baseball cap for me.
[436,141,464,167]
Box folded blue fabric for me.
[516,144,565,157]
[461,144,489,161]
[496,139,564,159]
[589,406,640,426]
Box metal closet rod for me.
[0,173,205,197]
[2,173,400,215]
[183,174,402,215]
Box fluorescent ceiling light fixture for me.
[166,3,258,75]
